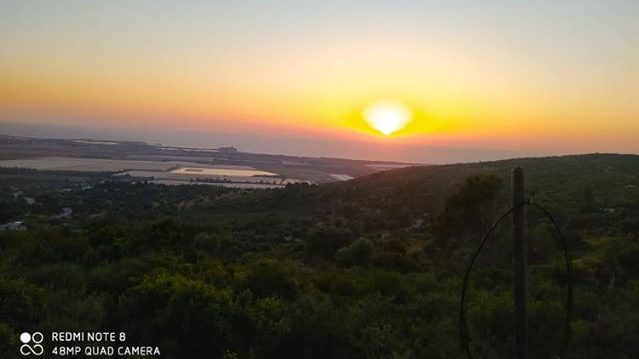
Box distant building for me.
[0,221,26,231]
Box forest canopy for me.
[1,154,638,358]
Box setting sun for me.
[363,101,412,136]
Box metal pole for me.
[512,167,528,359]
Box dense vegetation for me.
[1,154,639,358]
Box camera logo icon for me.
[19,332,44,356]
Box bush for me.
[0,278,45,328]
[335,238,373,267]
[116,273,248,359]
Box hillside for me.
[193,153,639,231]
[0,153,638,359]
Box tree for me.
[434,174,504,247]
[237,259,298,299]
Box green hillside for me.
[1,154,638,358]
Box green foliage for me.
[117,273,248,358]
[1,154,639,358]
[237,259,299,300]
[435,174,504,249]
[307,225,354,260]
[335,237,373,267]
[618,242,639,275]
[373,239,413,271]
[0,323,19,359]
[0,278,45,328]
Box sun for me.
[363,101,412,136]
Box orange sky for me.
[1,1,638,161]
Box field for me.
[0,135,415,184]
[0,156,190,172]
[0,156,307,188]
[171,167,277,177]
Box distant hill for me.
[203,153,639,229]
[341,153,639,213]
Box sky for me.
[1,0,638,163]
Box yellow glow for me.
[1,19,638,155]
[363,101,412,136]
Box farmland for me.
[0,156,304,189]
[0,135,416,186]
[0,156,189,172]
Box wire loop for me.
[459,200,573,359]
